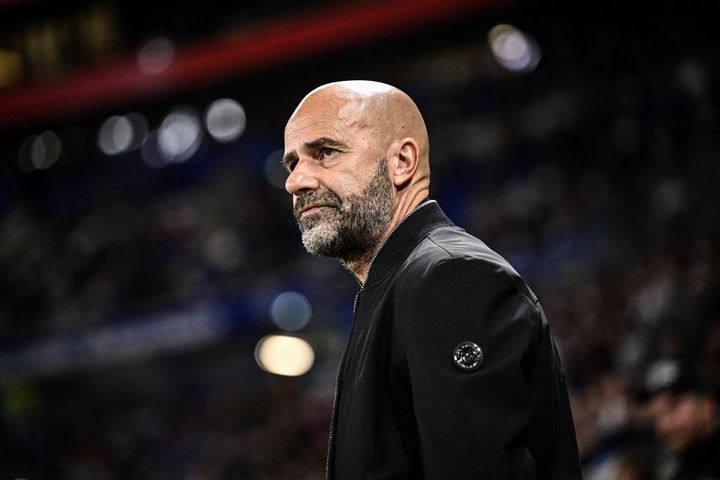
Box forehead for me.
[284,92,369,144]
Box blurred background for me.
[1,0,719,478]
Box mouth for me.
[297,204,336,218]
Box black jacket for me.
[327,200,582,479]
[671,429,720,480]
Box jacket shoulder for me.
[397,225,537,304]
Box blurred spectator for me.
[644,359,720,480]
[1,1,720,478]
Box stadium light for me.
[270,291,312,331]
[18,130,61,172]
[97,113,148,155]
[488,24,541,73]
[158,107,202,163]
[264,149,288,189]
[255,335,315,377]
[137,36,175,75]
[204,98,246,143]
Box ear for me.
[388,137,419,188]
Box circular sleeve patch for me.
[453,342,484,371]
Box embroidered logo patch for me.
[453,342,483,371]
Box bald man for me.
[283,81,582,479]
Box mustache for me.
[294,190,342,218]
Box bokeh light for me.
[264,149,288,189]
[158,107,202,163]
[0,47,22,87]
[254,335,315,377]
[140,131,165,169]
[18,130,62,172]
[205,98,246,143]
[488,24,541,73]
[203,228,245,272]
[137,36,175,74]
[270,291,312,331]
[97,113,148,155]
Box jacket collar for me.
[363,199,454,289]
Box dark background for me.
[0,0,718,478]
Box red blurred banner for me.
[0,0,509,130]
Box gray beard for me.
[294,159,394,263]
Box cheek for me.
[326,176,355,199]
[322,162,374,200]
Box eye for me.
[320,147,336,158]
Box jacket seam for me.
[426,236,539,309]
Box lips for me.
[299,205,331,216]
[294,193,341,219]
[296,203,340,220]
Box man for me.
[644,359,720,479]
[283,80,582,479]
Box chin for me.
[301,226,339,255]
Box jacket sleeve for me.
[393,256,582,479]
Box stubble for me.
[294,159,394,264]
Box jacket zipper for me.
[325,291,359,480]
[364,200,434,280]
[324,200,434,479]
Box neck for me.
[343,255,373,285]
[343,189,429,285]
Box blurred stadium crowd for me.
[1,1,719,479]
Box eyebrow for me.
[281,137,350,170]
[304,137,349,151]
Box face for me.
[651,392,715,453]
[283,92,394,262]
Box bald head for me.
[283,81,432,280]
[287,80,430,182]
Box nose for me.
[285,158,320,196]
